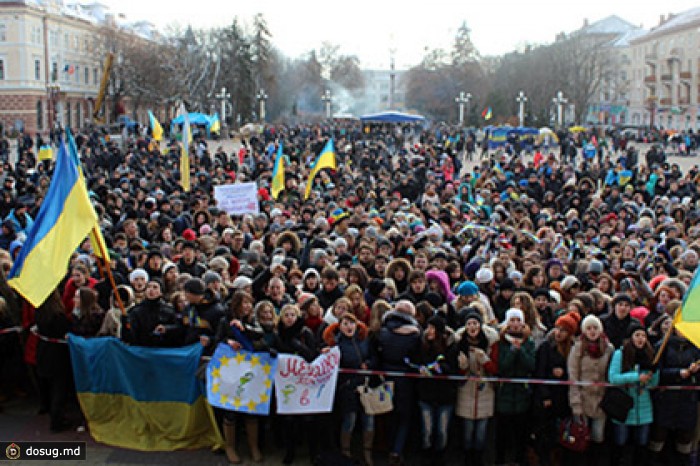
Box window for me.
[0,60,5,80]
[93,68,97,85]
[84,67,88,84]
[75,66,79,83]
[34,59,40,80]
[75,103,81,128]
[64,33,69,49]
[621,70,627,81]
[49,31,58,46]
[51,62,57,82]
[0,24,6,42]
[37,100,43,131]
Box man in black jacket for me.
[182,278,225,354]
[122,279,184,347]
[601,293,633,348]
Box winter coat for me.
[35,303,71,379]
[183,290,225,353]
[455,324,499,420]
[376,310,422,414]
[653,336,700,431]
[567,337,614,419]
[323,322,374,414]
[415,328,459,406]
[425,269,455,303]
[533,332,572,420]
[123,298,185,347]
[273,318,318,362]
[496,326,536,415]
[607,348,659,426]
[214,314,270,353]
[601,312,631,349]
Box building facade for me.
[0,0,155,136]
[628,8,700,131]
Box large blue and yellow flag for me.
[69,336,223,451]
[304,138,336,200]
[673,267,700,349]
[271,142,285,200]
[8,140,97,307]
[206,344,277,415]
[66,128,110,263]
[148,110,163,142]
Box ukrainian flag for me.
[148,110,163,142]
[66,128,110,262]
[673,267,700,349]
[68,336,223,451]
[38,144,53,161]
[179,103,192,192]
[8,140,97,307]
[209,113,220,135]
[271,142,285,200]
[304,138,336,200]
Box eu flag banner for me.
[68,336,222,451]
[206,344,277,415]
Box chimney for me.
[659,14,665,25]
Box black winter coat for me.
[123,298,184,347]
[653,336,700,431]
[533,334,571,419]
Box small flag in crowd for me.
[37,145,52,161]
[206,344,277,416]
[210,113,220,135]
[178,103,192,192]
[482,107,492,121]
[148,110,163,142]
[304,139,336,200]
[271,142,285,200]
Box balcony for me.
[680,71,692,80]
[660,98,672,106]
[661,74,672,82]
[644,75,657,83]
[680,97,691,105]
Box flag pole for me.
[652,307,680,366]
[91,226,127,317]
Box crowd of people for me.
[0,122,699,466]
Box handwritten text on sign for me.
[274,347,340,414]
[213,182,259,216]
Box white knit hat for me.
[581,314,603,332]
[505,308,524,324]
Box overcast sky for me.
[104,0,700,69]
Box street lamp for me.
[455,91,472,126]
[321,89,332,119]
[516,91,528,127]
[46,83,60,133]
[552,91,568,128]
[256,89,268,122]
[215,86,230,132]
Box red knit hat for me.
[555,312,580,335]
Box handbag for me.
[599,386,634,422]
[558,416,590,452]
[357,376,394,415]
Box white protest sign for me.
[274,347,340,414]
[214,183,259,216]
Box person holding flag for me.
[304,139,336,200]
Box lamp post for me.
[321,89,332,119]
[516,91,528,127]
[46,83,60,133]
[455,91,471,126]
[256,89,268,122]
[215,86,230,129]
[553,91,568,128]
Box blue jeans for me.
[341,410,375,433]
[464,418,489,451]
[418,401,454,451]
[614,423,651,446]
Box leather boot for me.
[341,431,353,457]
[245,418,263,463]
[362,431,374,466]
[223,423,241,464]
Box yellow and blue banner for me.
[209,113,220,135]
[69,336,222,451]
[66,128,110,262]
[8,140,97,307]
[148,110,163,142]
[38,145,53,161]
[304,138,336,200]
[206,344,277,415]
[271,142,285,200]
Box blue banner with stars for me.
[206,344,277,415]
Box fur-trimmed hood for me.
[455,323,499,346]
[322,321,369,347]
[386,257,413,280]
[382,310,421,335]
[276,230,301,255]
